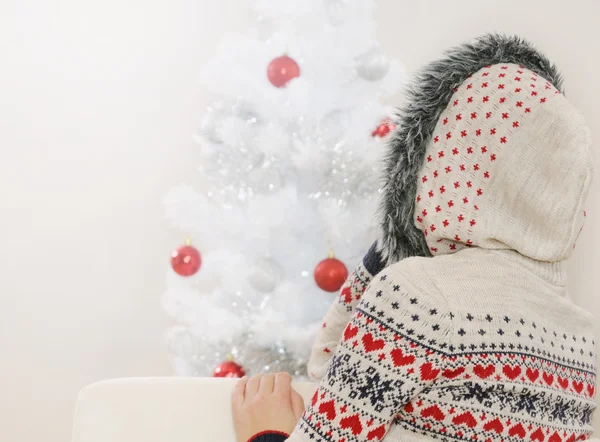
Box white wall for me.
[0,1,598,441]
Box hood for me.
[378,34,592,265]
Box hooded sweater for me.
[252,35,595,442]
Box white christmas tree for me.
[162,0,405,378]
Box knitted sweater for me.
[295,247,596,442]
[283,43,596,442]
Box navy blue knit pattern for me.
[362,241,385,277]
[249,431,288,442]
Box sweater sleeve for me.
[307,243,385,381]
[289,260,453,442]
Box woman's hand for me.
[232,372,305,442]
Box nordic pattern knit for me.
[286,61,595,442]
[296,248,596,442]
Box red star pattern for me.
[412,63,557,257]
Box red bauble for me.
[372,119,396,137]
[314,257,348,292]
[213,360,246,378]
[267,55,300,88]
[171,243,201,277]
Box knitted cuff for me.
[247,430,289,442]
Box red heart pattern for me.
[573,380,584,394]
[391,348,416,367]
[366,425,386,441]
[473,364,495,379]
[483,418,504,434]
[526,368,539,382]
[420,362,440,381]
[318,400,336,421]
[543,372,554,386]
[452,411,477,428]
[503,365,521,380]
[509,423,526,438]
[420,405,445,421]
[340,414,363,436]
[341,286,353,304]
[531,428,545,442]
[442,367,465,379]
[343,324,358,341]
[362,333,385,353]
[311,390,318,407]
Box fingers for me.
[259,373,275,394]
[274,372,292,397]
[291,390,306,420]
[239,372,295,402]
[246,374,261,399]
[232,376,248,407]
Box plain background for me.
[1,1,598,441]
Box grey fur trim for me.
[378,33,563,265]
